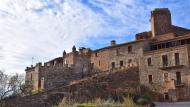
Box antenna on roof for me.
[32,57,34,65]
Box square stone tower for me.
[151,8,172,37]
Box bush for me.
[134,85,153,106]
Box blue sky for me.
[0,0,190,74]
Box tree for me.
[0,70,25,107]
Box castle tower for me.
[151,8,172,37]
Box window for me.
[187,39,190,44]
[111,62,115,68]
[151,45,157,50]
[164,93,169,100]
[52,61,55,66]
[95,53,98,57]
[162,55,168,67]
[128,59,132,63]
[175,53,180,65]
[147,57,152,66]
[120,61,124,67]
[181,40,186,45]
[30,74,33,81]
[158,44,161,49]
[166,42,170,48]
[91,63,94,68]
[116,49,119,56]
[164,73,169,81]
[128,46,132,53]
[99,61,101,66]
[176,72,181,85]
[161,43,166,48]
[150,38,190,51]
[40,77,44,89]
[148,75,153,83]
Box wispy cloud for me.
[0,0,190,74]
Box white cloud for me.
[0,0,189,74]
[82,0,152,36]
[0,0,105,74]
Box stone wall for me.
[154,33,175,42]
[139,45,190,101]
[5,67,140,107]
[25,64,41,92]
[25,50,93,92]
[91,40,150,72]
[91,49,109,71]
[61,67,140,102]
[41,66,93,91]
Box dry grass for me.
[54,97,152,107]
[123,97,138,107]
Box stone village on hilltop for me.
[22,8,190,105]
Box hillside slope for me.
[5,67,140,107]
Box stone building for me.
[25,8,190,101]
[25,46,93,92]
[139,8,190,101]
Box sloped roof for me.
[172,25,190,36]
[93,39,146,52]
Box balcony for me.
[175,82,185,87]
[159,65,184,70]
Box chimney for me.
[36,62,42,67]
[111,40,116,46]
